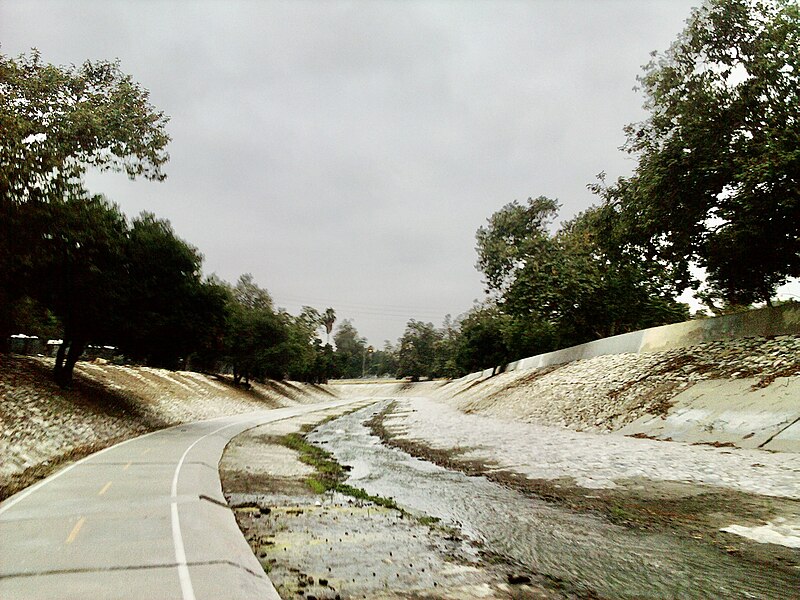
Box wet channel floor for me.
[307,401,800,599]
[222,409,556,599]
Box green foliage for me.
[11,192,223,384]
[0,50,169,192]
[368,341,399,378]
[0,50,338,386]
[283,308,337,383]
[475,198,688,356]
[475,195,559,294]
[223,275,288,384]
[214,276,336,384]
[453,305,511,375]
[607,0,800,307]
[332,319,367,378]
[9,296,61,340]
[396,319,442,381]
[29,194,130,385]
[1,49,170,363]
[281,433,400,509]
[116,213,223,369]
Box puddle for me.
[308,401,800,599]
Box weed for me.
[279,425,442,526]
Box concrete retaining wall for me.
[505,303,800,373]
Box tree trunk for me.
[54,340,68,382]
[61,338,85,388]
[54,337,85,388]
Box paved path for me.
[0,399,371,599]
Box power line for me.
[270,294,458,321]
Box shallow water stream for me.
[308,401,798,599]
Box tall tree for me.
[453,305,511,376]
[608,0,800,307]
[397,320,441,381]
[232,273,274,311]
[223,275,289,384]
[116,213,223,370]
[322,307,336,344]
[370,341,399,378]
[475,196,559,298]
[0,50,170,350]
[332,319,366,379]
[30,194,128,386]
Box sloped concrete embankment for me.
[333,306,800,453]
[0,356,341,500]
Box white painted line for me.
[0,411,248,520]
[168,402,369,600]
[0,429,161,518]
[170,417,255,600]
[171,500,195,600]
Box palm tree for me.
[322,307,336,345]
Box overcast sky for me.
[2,0,709,345]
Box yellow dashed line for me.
[65,517,86,544]
[123,461,132,471]
[141,448,151,456]
[98,481,113,496]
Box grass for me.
[279,429,438,520]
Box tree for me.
[223,275,289,385]
[1,49,170,351]
[370,341,399,378]
[27,202,227,385]
[397,320,441,381]
[116,213,225,370]
[8,296,61,341]
[322,307,336,345]
[475,196,560,297]
[609,0,800,307]
[30,194,129,386]
[476,197,688,351]
[232,273,274,311]
[453,305,510,376]
[284,307,328,383]
[333,320,366,378]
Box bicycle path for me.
[0,398,373,599]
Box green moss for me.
[280,426,440,527]
[305,477,328,494]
